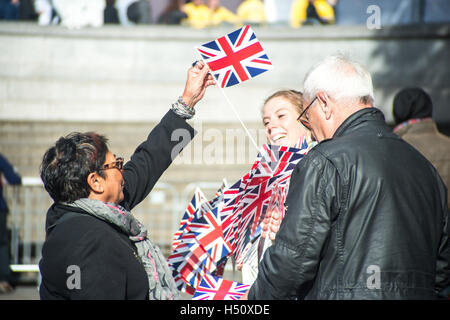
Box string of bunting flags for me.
[167,142,311,300]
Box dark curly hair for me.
[40,132,109,203]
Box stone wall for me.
[1,22,449,181]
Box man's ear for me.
[317,91,332,120]
[87,172,104,194]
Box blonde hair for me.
[262,89,304,118]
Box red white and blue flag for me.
[186,207,233,264]
[220,141,313,266]
[168,183,231,292]
[171,187,206,251]
[197,25,273,88]
[192,273,250,300]
[169,140,315,297]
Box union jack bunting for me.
[197,25,273,88]
[192,272,250,300]
[187,207,233,265]
[208,178,228,210]
[171,187,207,251]
[222,139,314,265]
[169,235,215,287]
[168,182,232,292]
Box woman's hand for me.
[261,209,281,241]
[181,60,216,109]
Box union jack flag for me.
[192,272,250,300]
[169,235,215,287]
[220,140,314,265]
[208,178,228,210]
[197,25,273,88]
[170,140,316,294]
[171,187,207,251]
[168,183,233,292]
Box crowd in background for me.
[1,0,449,29]
[0,0,339,29]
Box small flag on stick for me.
[197,25,273,88]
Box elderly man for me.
[248,54,450,299]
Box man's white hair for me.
[303,53,374,106]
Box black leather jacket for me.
[249,108,450,300]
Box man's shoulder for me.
[299,134,369,174]
[306,138,349,161]
[294,143,340,177]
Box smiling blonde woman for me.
[262,90,313,148]
[241,89,316,286]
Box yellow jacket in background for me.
[290,0,335,28]
[184,2,211,28]
[209,6,238,26]
[237,0,266,24]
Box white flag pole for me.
[195,53,259,152]
[215,82,259,151]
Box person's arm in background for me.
[0,154,22,186]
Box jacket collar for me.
[44,203,88,231]
[332,107,386,138]
[393,118,437,136]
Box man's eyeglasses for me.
[297,97,317,130]
[99,157,124,171]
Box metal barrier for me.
[6,177,49,273]
[3,178,225,274]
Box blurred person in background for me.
[104,0,119,24]
[126,0,152,24]
[39,61,215,300]
[207,0,238,27]
[237,0,266,26]
[0,154,21,294]
[393,87,450,208]
[15,0,37,20]
[183,0,210,29]
[157,0,187,25]
[0,0,19,20]
[114,0,147,26]
[52,0,105,28]
[34,0,54,25]
[290,0,335,28]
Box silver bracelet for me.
[171,96,195,119]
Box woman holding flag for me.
[38,61,215,300]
